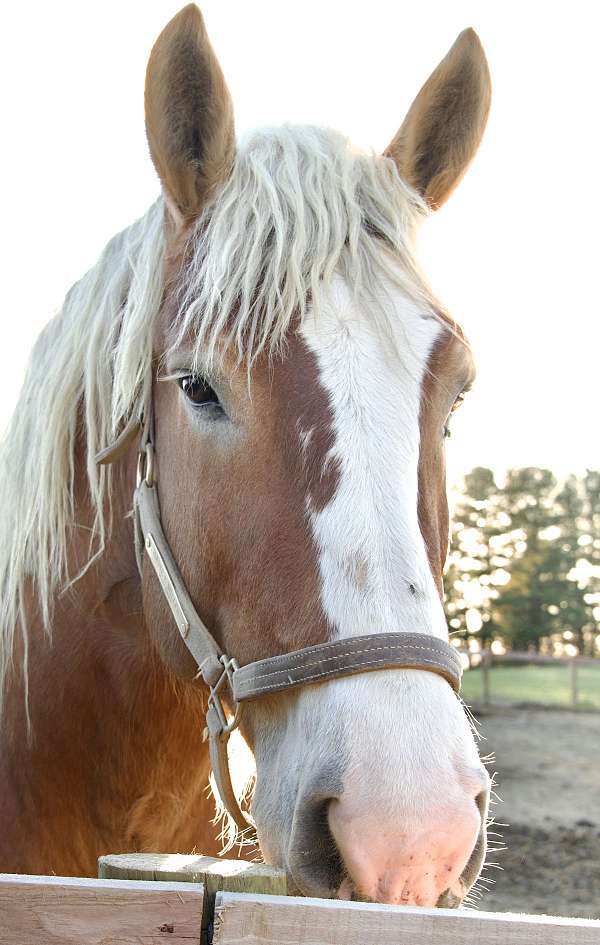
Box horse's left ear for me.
[385,29,491,210]
[145,4,235,225]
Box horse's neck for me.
[0,455,221,875]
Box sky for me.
[1,1,598,487]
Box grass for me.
[462,663,600,711]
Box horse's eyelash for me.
[456,383,474,405]
[157,371,192,383]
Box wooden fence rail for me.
[214,891,600,945]
[476,650,598,708]
[2,853,600,944]
[0,873,204,945]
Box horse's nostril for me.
[475,785,490,820]
[287,797,344,898]
[457,787,490,896]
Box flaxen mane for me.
[0,125,437,707]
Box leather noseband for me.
[98,406,462,831]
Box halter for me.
[97,404,463,832]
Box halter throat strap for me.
[97,408,463,833]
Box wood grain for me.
[98,853,286,942]
[213,892,600,945]
[0,873,203,945]
[98,852,286,896]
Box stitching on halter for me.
[240,640,459,682]
[239,654,457,693]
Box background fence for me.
[462,650,600,710]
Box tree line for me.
[445,468,600,655]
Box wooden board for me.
[98,852,286,896]
[213,891,600,945]
[0,873,203,945]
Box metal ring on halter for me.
[136,442,155,489]
[206,654,243,736]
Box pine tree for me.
[494,468,570,651]
[446,467,600,655]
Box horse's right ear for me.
[145,4,235,226]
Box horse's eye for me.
[178,374,221,408]
[443,390,467,440]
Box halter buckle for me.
[136,442,155,488]
[207,655,243,737]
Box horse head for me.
[138,5,492,906]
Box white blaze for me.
[253,271,489,906]
[300,273,447,641]
[292,273,487,906]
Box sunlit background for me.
[1,4,600,918]
[1,0,598,485]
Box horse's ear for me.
[385,29,491,210]
[145,4,234,225]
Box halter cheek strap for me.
[97,409,463,833]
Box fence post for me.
[570,659,579,709]
[99,853,286,945]
[98,853,286,896]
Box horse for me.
[0,4,492,907]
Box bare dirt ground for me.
[470,704,600,918]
